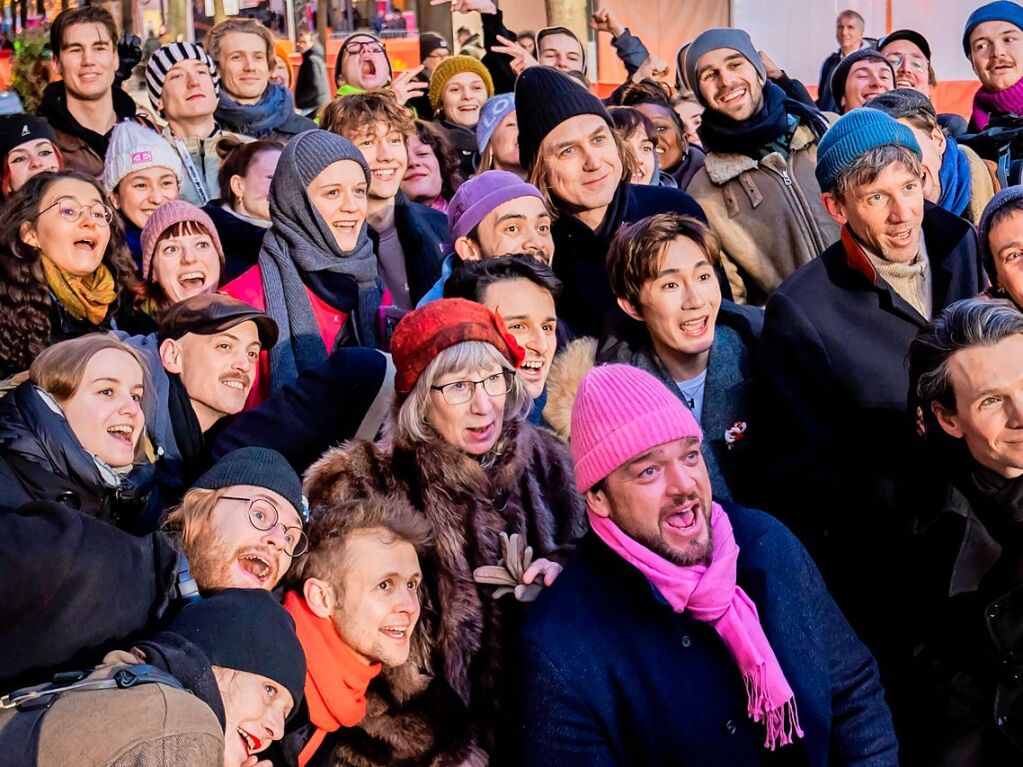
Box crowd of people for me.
[5,1,1023,765]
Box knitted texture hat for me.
[476,93,515,154]
[429,55,495,112]
[146,42,220,111]
[830,49,895,112]
[514,66,612,171]
[571,364,701,493]
[447,170,544,241]
[166,589,306,714]
[867,87,937,120]
[536,25,587,72]
[282,129,371,188]
[335,32,393,86]
[193,446,307,519]
[879,29,932,60]
[141,199,223,282]
[683,28,765,103]
[420,31,449,60]
[102,121,184,194]
[978,185,1023,284]
[963,1,1023,56]
[814,108,921,193]
[0,115,57,167]
[390,298,525,394]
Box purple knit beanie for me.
[571,364,701,493]
[141,199,224,282]
[447,170,544,242]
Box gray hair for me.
[910,298,1023,418]
[832,144,922,203]
[393,340,532,445]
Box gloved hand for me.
[115,34,143,86]
[473,532,544,602]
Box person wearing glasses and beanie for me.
[303,298,585,766]
[0,171,140,378]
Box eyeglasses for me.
[431,370,515,406]
[39,197,114,226]
[222,495,309,557]
[885,53,927,74]
[343,40,385,55]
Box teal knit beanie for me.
[814,109,922,193]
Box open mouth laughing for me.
[236,548,277,586]
[106,423,135,446]
[177,270,208,292]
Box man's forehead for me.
[541,32,582,53]
[63,22,113,45]
[972,21,1023,44]
[696,49,747,73]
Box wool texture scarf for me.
[698,81,829,159]
[215,83,297,139]
[258,130,381,392]
[589,502,804,750]
[42,258,116,325]
[938,137,973,217]
[284,592,381,767]
[972,77,1023,131]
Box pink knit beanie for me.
[571,364,702,493]
[141,199,224,282]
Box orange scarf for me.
[283,592,382,767]
[41,257,117,326]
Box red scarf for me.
[283,592,382,767]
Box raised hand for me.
[590,6,625,38]
[429,0,498,14]
[493,34,538,75]
[391,65,429,106]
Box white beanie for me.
[102,121,185,194]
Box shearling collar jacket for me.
[687,122,840,305]
[301,417,586,766]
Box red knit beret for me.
[391,298,525,395]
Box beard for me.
[185,533,234,591]
[635,525,714,567]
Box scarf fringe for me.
[743,664,804,750]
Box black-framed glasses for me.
[343,40,385,55]
[39,197,114,226]
[222,495,309,557]
[431,370,515,406]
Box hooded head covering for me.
[334,32,393,87]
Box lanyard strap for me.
[173,136,211,206]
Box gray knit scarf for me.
[258,129,381,392]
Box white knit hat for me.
[102,121,185,194]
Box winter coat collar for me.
[38,81,142,157]
[702,123,818,186]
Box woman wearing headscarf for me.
[303,298,585,765]
[222,129,382,404]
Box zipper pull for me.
[781,170,793,187]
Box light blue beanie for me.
[814,108,922,193]
[476,93,516,155]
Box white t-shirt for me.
[675,369,708,423]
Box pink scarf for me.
[972,77,1023,130]
[589,503,804,750]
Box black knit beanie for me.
[0,115,57,167]
[514,66,612,172]
[166,589,306,715]
[867,87,937,121]
[830,48,894,113]
[193,447,307,520]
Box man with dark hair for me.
[905,297,1023,763]
[817,9,872,113]
[275,496,430,765]
[682,27,836,305]
[294,29,330,117]
[830,48,895,113]
[37,5,149,177]
[758,109,985,718]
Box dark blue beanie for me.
[193,447,307,520]
[963,1,1023,56]
[977,185,1023,283]
[815,108,922,193]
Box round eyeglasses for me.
[222,495,309,557]
[343,40,385,56]
[431,370,515,406]
[39,196,114,226]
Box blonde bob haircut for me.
[393,340,532,445]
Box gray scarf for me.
[258,129,381,392]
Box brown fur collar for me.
[702,123,820,186]
[542,337,597,442]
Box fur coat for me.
[303,416,586,766]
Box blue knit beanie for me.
[815,108,922,193]
[978,185,1023,283]
[476,93,515,155]
[963,1,1023,56]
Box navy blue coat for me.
[551,182,705,338]
[517,503,898,766]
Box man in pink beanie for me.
[516,363,898,766]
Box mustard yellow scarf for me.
[42,257,117,326]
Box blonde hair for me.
[206,18,275,66]
[30,333,150,409]
[394,341,531,445]
[164,486,232,550]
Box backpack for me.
[958,113,1023,188]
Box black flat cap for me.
[158,293,279,346]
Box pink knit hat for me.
[571,364,701,493]
[141,199,224,282]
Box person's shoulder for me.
[717,300,764,336]
[772,242,841,299]
[221,264,266,307]
[625,183,704,221]
[723,502,809,564]
[922,200,977,246]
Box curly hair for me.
[408,119,462,202]
[319,88,414,140]
[0,171,138,376]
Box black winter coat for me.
[202,200,269,282]
[370,192,449,307]
[551,182,704,338]
[757,205,985,713]
[436,119,478,180]
[294,42,330,112]
[0,382,154,527]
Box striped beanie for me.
[146,42,220,111]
